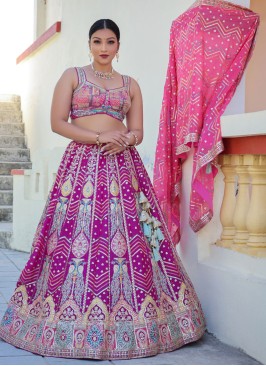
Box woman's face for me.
[89,28,119,65]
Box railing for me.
[217,148,266,257]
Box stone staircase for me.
[0,95,32,248]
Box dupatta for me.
[153,0,259,243]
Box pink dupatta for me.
[154,0,259,243]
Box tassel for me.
[152,217,162,228]
[138,191,163,262]
[150,234,157,247]
[139,191,148,204]
[152,239,161,262]
[142,201,151,210]
[140,210,150,222]
[143,222,152,238]
[156,227,165,241]
[153,247,161,262]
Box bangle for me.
[96,132,101,146]
[129,131,138,147]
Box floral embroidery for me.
[87,325,104,349]
[55,322,73,348]
[60,258,85,308]
[1,307,14,326]
[110,258,133,308]
[149,321,159,343]
[72,232,89,258]
[111,231,127,257]
[116,322,136,350]
[59,306,77,321]
[11,292,23,307]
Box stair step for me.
[0,110,22,123]
[0,222,13,249]
[0,161,32,175]
[0,95,31,242]
[0,190,13,205]
[0,176,13,190]
[0,123,24,136]
[0,136,26,148]
[0,148,30,162]
[0,206,12,222]
[0,101,21,111]
[0,94,20,103]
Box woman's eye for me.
[93,40,100,44]
[108,40,115,44]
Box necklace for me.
[91,63,114,79]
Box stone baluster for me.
[233,156,250,246]
[246,155,266,252]
[216,155,237,248]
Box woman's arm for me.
[126,77,144,146]
[50,68,99,143]
[101,77,144,155]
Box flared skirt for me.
[0,141,205,359]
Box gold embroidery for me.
[83,180,94,198]
[83,297,109,326]
[132,175,139,191]
[177,283,188,312]
[43,295,56,322]
[110,180,119,196]
[61,178,72,197]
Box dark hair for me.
[89,19,120,41]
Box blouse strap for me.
[75,67,86,85]
[122,75,131,92]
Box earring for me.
[89,51,92,62]
[116,52,119,63]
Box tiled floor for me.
[0,248,261,365]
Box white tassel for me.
[139,210,150,222]
[139,191,148,204]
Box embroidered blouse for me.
[70,67,131,122]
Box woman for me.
[0,19,205,359]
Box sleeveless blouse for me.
[70,67,131,122]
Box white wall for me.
[0,0,34,93]
[45,0,62,30]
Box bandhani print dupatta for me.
[154,0,260,243]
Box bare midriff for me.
[71,114,128,133]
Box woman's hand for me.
[100,131,135,155]
[98,131,131,154]
[101,142,127,155]
[98,130,130,146]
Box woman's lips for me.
[100,55,109,58]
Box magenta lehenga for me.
[0,140,205,359]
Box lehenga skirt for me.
[0,141,205,359]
